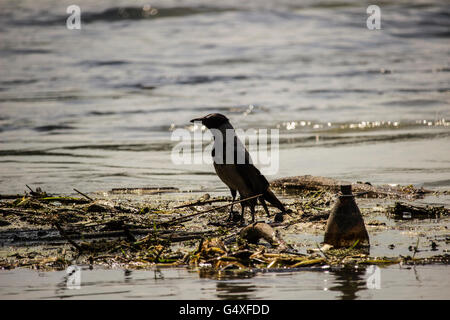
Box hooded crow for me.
[190,113,286,223]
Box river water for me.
[0,0,449,300]
[1,265,449,300]
[0,0,449,194]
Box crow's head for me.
[190,113,230,129]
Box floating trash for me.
[324,185,370,248]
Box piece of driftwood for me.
[110,187,179,195]
[0,194,24,200]
[389,202,448,219]
[271,175,432,199]
[54,222,83,252]
[0,208,28,216]
[6,228,218,244]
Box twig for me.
[54,222,83,253]
[0,194,25,200]
[25,184,48,197]
[159,193,263,227]
[73,188,94,201]
[174,198,230,209]
[412,237,420,259]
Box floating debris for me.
[324,185,370,248]
[271,175,433,199]
[110,187,179,195]
[0,180,449,272]
[389,202,448,219]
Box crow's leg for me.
[228,189,237,221]
[249,201,256,223]
[259,197,270,218]
[240,202,246,224]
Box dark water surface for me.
[0,0,449,194]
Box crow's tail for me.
[263,188,286,212]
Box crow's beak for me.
[190,117,204,123]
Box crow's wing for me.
[235,163,269,194]
[212,133,269,196]
[234,136,269,194]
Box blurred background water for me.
[0,0,449,194]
